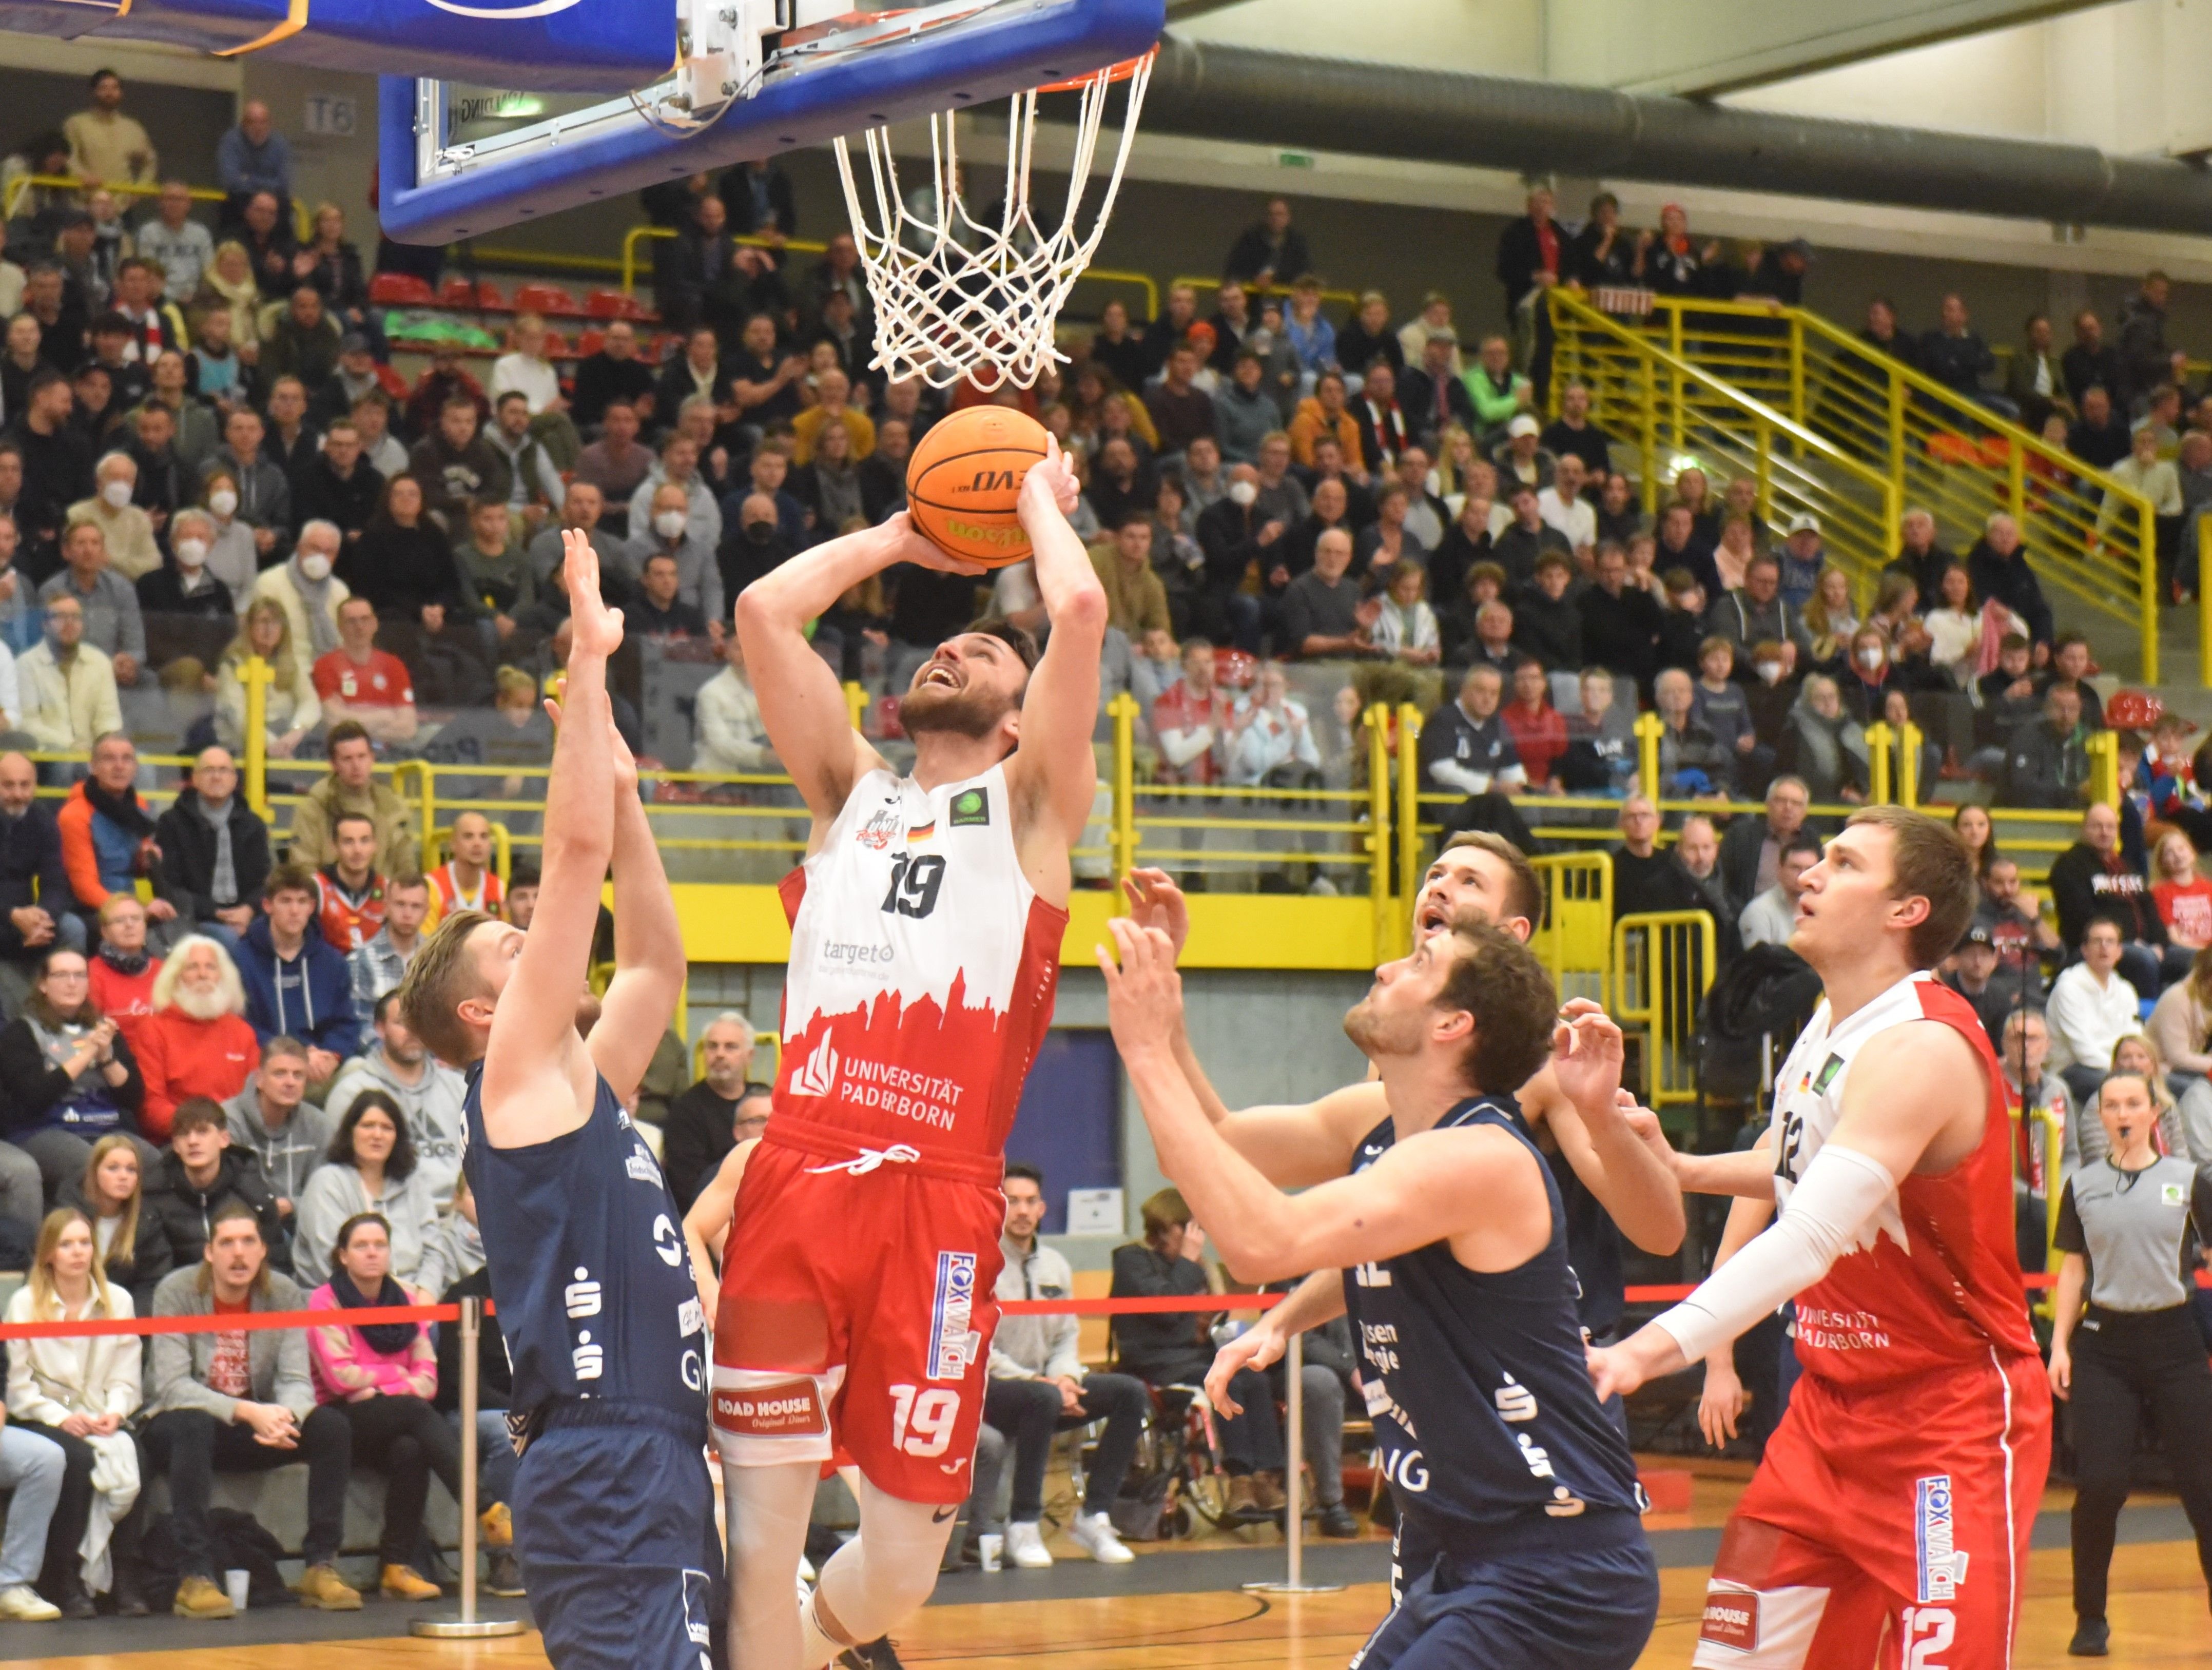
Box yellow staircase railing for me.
[1546,287,1900,601]
[1567,292,2159,682]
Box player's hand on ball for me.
[1549,1000,1625,1115]
[1121,867,1191,960]
[1098,918,1184,1052]
[565,527,624,657]
[1205,1324,1284,1416]
[1019,433,1081,522]
[880,510,987,576]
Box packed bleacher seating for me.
[5,61,2212,1630]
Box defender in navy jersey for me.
[1101,916,1659,1669]
[400,531,720,1670]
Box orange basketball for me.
[905,406,1051,567]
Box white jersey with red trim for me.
[1768,970,2038,1389]
[773,761,1065,1159]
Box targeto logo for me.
[423,0,584,17]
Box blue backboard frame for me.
[379,0,1163,245]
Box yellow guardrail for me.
[1591,293,2159,682]
[1613,910,1718,1109]
[1,172,313,244]
[1170,274,1361,319]
[1545,287,1901,606]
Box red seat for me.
[438,276,477,307]
[540,329,571,359]
[515,281,580,317]
[586,289,643,320]
[473,280,509,311]
[575,328,606,359]
[370,272,435,306]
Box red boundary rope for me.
[0,1273,2118,1340]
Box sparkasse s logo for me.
[424,0,584,18]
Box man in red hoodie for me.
[134,934,258,1141]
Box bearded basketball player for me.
[1589,805,2052,1669]
[397,533,717,1670]
[709,438,1103,1670]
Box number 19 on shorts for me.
[888,1385,960,1457]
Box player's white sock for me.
[723,1459,821,1670]
[805,1474,957,1656]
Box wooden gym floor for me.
[2,1467,2205,1668]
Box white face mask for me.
[1228,480,1258,507]
[654,509,689,540]
[207,489,238,519]
[1756,661,1783,684]
[173,537,207,570]
[100,479,132,510]
[297,551,333,582]
[1856,647,1884,670]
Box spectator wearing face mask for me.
[623,481,723,628]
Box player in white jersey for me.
[709,438,1104,1670]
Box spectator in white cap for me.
[1778,512,1825,611]
[1492,412,1554,501]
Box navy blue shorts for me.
[512,1402,726,1670]
[1354,1536,1658,1670]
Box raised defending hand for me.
[565,526,623,659]
[1549,998,1625,1116]
[877,509,987,577]
[1121,867,1191,959]
[1698,1356,1747,1448]
[1018,432,1081,525]
[1098,917,1184,1055]
[1204,1322,1285,1415]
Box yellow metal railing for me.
[1545,288,1901,605]
[1587,293,2159,682]
[1,172,314,244]
[1170,274,1361,319]
[1529,851,1612,1006]
[1613,910,1718,1110]
[616,224,1157,323]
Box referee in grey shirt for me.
[2048,1067,2212,1657]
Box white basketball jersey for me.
[773,762,1065,1157]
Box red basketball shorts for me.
[709,1131,1004,1506]
[1694,1350,2051,1670]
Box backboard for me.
[377,0,1164,245]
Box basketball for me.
[905,407,1052,567]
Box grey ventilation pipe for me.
[1141,36,2212,236]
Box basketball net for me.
[833,51,1153,392]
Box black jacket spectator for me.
[1567,222,1635,289]
[1108,1241,1214,1383]
[1967,537,2054,647]
[154,788,273,928]
[1334,318,1402,377]
[1491,522,1570,590]
[407,432,509,530]
[1222,222,1311,291]
[888,566,982,652]
[137,561,237,667]
[662,1080,740,1215]
[1087,328,1150,399]
[2117,289,2170,404]
[433,1265,511,1415]
[2067,410,2131,472]
[1495,213,1562,316]
[2063,341,2127,411]
[571,353,657,432]
[143,1145,284,1270]
[0,798,69,965]
[1427,520,1492,614]
[717,163,797,241]
[1613,847,1708,922]
[343,516,469,620]
[1919,327,1996,397]
[1581,584,1664,691]
[0,1020,142,1139]
[2006,720,2092,811]
[2048,840,2165,954]
[1510,586,1582,671]
[1396,363,1476,449]
[290,453,383,540]
[1541,417,1612,480]
[12,417,93,555]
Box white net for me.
[833,52,1153,391]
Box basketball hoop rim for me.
[1036,46,1157,95]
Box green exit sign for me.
[1277,151,1316,169]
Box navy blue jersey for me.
[1547,1144,1624,1337]
[1345,1097,1645,1556]
[462,1065,708,1429]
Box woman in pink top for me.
[306,1212,458,1602]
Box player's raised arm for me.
[589,744,685,1102]
[1122,868,1379,1184]
[479,530,619,1135]
[733,516,976,825]
[1538,1009,1686,1255]
[1590,1017,1985,1399]
[1102,919,1545,1282]
[1006,436,1107,846]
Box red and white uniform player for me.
[698,437,1103,1670]
[1590,806,2051,1670]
